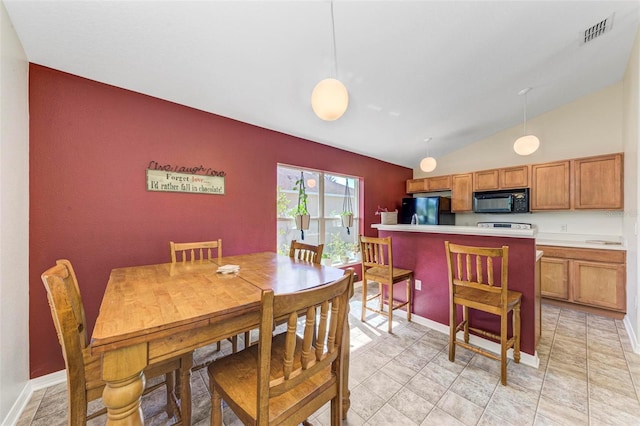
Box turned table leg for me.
[101,343,148,425]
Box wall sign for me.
[146,169,225,195]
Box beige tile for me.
[589,364,636,399]
[420,407,466,426]
[387,387,434,425]
[405,372,448,405]
[360,370,404,401]
[485,382,537,425]
[536,394,588,425]
[449,375,497,408]
[348,382,387,421]
[419,362,458,388]
[367,403,418,426]
[437,390,484,426]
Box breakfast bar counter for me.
[372,224,540,365]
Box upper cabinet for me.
[531,161,571,210]
[406,152,623,212]
[406,179,428,194]
[473,165,529,192]
[451,173,473,212]
[573,153,623,210]
[406,175,452,194]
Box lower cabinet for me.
[537,245,626,314]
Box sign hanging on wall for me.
[146,169,225,195]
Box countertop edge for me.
[372,224,536,239]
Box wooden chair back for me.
[256,268,353,423]
[360,235,394,284]
[445,242,509,308]
[41,259,97,423]
[289,240,324,264]
[170,239,222,263]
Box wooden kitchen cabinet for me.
[540,257,569,300]
[473,169,499,191]
[537,245,626,316]
[406,175,452,193]
[451,173,473,212]
[500,165,529,188]
[573,153,623,210]
[531,160,570,210]
[473,165,529,192]
[426,175,452,191]
[406,178,427,194]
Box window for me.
[277,165,360,266]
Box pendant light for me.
[420,137,437,173]
[311,0,349,121]
[513,87,540,156]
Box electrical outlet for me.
[415,279,422,291]
[560,224,568,232]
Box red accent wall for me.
[29,64,411,378]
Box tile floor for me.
[17,286,640,425]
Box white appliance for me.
[477,222,533,230]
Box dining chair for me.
[170,239,222,263]
[41,259,192,424]
[170,239,250,357]
[208,268,354,426]
[444,241,522,385]
[359,235,413,333]
[289,240,324,264]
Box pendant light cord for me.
[330,0,338,79]
[523,92,528,135]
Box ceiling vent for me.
[583,14,614,44]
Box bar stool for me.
[444,241,522,385]
[360,235,413,333]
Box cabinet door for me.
[574,153,623,210]
[531,161,570,210]
[451,173,473,212]
[572,260,626,311]
[406,179,427,194]
[500,165,529,189]
[540,257,569,300]
[473,169,499,191]
[427,175,452,191]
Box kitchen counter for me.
[536,232,625,251]
[373,225,539,365]
[373,223,536,239]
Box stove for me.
[477,222,533,230]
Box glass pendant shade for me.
[513,134,540,156]
[420,156,437,172]
[311,78,349,121]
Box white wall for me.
[412,82,626,237]
[0,1,30,423]
[623,26,640,350]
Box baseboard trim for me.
[623,315,640,354]
[2,371,65,426]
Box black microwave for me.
[473,188,530,213]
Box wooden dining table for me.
[90,252,352,425]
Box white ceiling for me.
[4,1,640,168]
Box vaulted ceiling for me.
[4,1,640,168]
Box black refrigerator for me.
[400,197,455,225]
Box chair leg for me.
[406,278,412,322]
[463,306,470,343]
[449,303,456,362]
[164,372,175,418]
[231,335,238,353]
[361,280,368,322]
[500,312,508,386]
[388,282,394,333]
[216,340,221,351]
[514,304,521,363]
[210,383,223,426]
[379,283,384,313]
